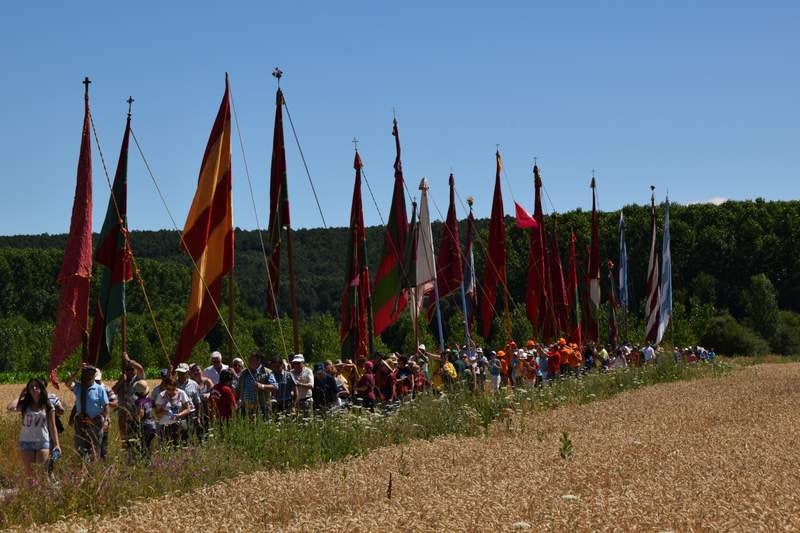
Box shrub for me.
[700,314,769,356]
[770,311,800,355]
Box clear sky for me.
[1,1,798,235]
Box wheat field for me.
[22,362,798,532]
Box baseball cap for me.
[313,362,325,372]
[133,380,149,395]
[291,354,305,364]
[160,368,170,379]
[176,363,190,373]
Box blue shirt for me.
[72,383,109,418]
[273,371,296,402]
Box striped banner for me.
[174,76,233,365]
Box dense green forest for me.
[1,198,799,371]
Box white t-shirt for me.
[155,389,190,426]
[19,407,49,444]
[204,364,229,385]
[291,366,314,400]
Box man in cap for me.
[72,364,110,461]
[204,351,229,385]
[175,363,202,437]
[290,354,314,413]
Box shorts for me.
[20,440,49,452]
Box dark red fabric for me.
[479,152,507,338]
[514,202,538,229]
[547,215,568,335]
[566,232,583,348]
[433,174,463,307]
[340,152,371,358]
[50,94,93,387]
[266,89,289,317]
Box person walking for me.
[10,378,61,481]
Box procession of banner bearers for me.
[10,340,715,475]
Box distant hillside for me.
[3,198,800,318]
[2,198,800,370]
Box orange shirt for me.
[499,355,510,376]
[568,348,583,368]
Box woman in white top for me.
[154,378,191,446]
[9,378,61,480]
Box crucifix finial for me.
[352,137,359,152]
[126,96,134,116]
[82,76,91,98]
[272,67,283,87]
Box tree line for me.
[1,197,799,371]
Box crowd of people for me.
[7,340,716,479]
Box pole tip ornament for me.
[466,196,475,208]
[126,96,134,116]
[272,67,283,80]
[418,177,429,191]
[82,76,91,97]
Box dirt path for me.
[33,363,800,532]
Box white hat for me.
[94,369,103,381]
[232,357,244,366]
[175,363,190,373]
[291,354,305,364]
[476,347,483,354]
[210,351,222,360]
[417,344,426,352]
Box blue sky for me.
[1,1,798,235]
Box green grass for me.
[0,359,733,528]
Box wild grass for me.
[0,359,730,528]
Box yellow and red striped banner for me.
[174,76,233,365]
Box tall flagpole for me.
[120,95,134,366]
[226,74,236,360]
[272,68,300,354]
[286,225,300,354]
[462,197,476,351]
[81,76,92,365]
